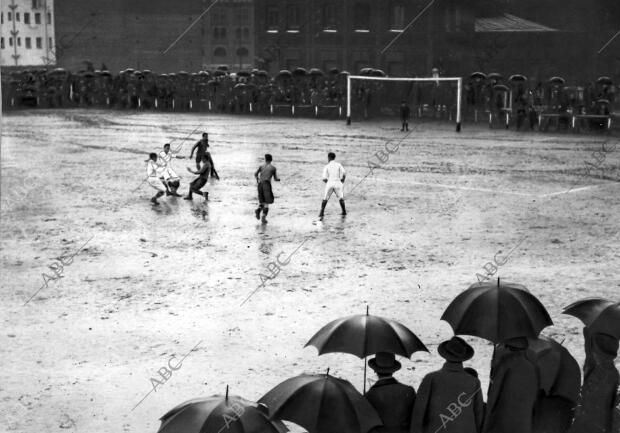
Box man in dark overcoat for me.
[410,336,484,433]
[365,352,416,433]
[568,331,619,433]
[483,337,539,433]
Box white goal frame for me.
[346,75,463,132]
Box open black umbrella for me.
[277,70,292,78]
[158,386,287,433]
[470,72,487,80]
[309,68,324,77]
[488,72,502,80]
[48,68,67,76]
[548,76,565,85]
[329,68,340,75]
[292,67,307,77]
[305,306,428,392]
[369,69,386,77]
[441,279,553,343]
[509,74,528,82]
[596,76,613,85]
[495,336,580,401]
[305,307,428,358]
[563,298,620,339]
[259,370,382,433]
[493,84,510,92]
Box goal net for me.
[346,76,463,131]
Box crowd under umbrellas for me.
[154,279,619,433]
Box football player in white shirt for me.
[146,153,167,205]
[319,152,347,220]
[158,143,182,197]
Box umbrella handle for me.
[363,357,367,394]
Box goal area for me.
[346,75,463,132]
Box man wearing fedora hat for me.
[365,352,416,433]
[410,336,484,433]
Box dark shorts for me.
[257,181,274,204]
[190,176,207,191]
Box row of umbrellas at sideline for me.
[469,72,614,86]
[156,279,619,433]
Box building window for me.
[287,5,300,30]
[214,27,226,40]
[444,6,461,32]
[214,47,226,57]
[49,37,52,47]
[354,2,370,31]
[211,11,226,25]
[36,37,42,48]
[32,0,43,8]
[1,38,4,49]
[235,27,242,40]
[267,6,279,31]
[242,27,249,41]
[25,37,31,49]
[47,12,51,24]
[24,12,30,24]
[9,37,13,47]
[236,47,249,58]
[322,4,337,31]
[8,12,12,21]
[390,5,405,30]
[235,8,249,24]
[17,37,22,47]
[35,13,41,24]
[16,12,20,22]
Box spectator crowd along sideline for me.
[2,67,617,131]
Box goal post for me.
[346,75,463,132]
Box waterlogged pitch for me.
[1,110,619,433]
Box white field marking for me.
[352,178,538,197]
[540,185,600,197]
[350,177,607,198]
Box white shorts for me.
[148,177,166,192]
[164,167,179,180]
[324,183,344,200]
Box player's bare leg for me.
[261,204,269,223]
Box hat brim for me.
[368,358,401,374]
[438,342,474,362]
